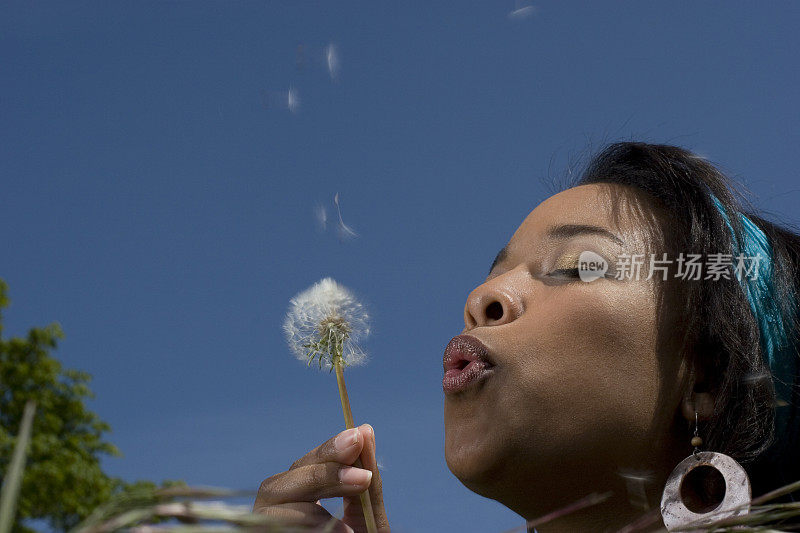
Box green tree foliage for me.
[0,280,183,532]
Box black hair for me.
[571,142,800,504]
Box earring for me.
[660,411,752,531]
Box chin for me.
[446,437,546,520]
[447,456,499,499]
[444,410,547,515]
[444,417,508,499]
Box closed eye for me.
[548,267,581,278]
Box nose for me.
[463,276,523,331]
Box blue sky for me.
[2,2,799,531]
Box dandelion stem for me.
[334,358,378,533]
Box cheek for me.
[502,283,664,454]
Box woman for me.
[253,142,800,532]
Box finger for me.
[253,501,353,533]
[290,427,365,470]
[255,462,374,506]
[363,424,391,531]
[343,424,390,532]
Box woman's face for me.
[444,183,691,519]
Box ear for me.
[680,365,716,422]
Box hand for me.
[253,424,390,533]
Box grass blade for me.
[0,400,37,533]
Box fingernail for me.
[334,428,359,452]
[338,466,372,486]
[359,423,374,439]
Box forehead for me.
[508,183,650,250]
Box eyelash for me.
[548,267,581,279]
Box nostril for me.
[485,301,504,321]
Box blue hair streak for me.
[710,193,797,440]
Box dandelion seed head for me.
[283,277,370,370]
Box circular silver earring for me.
[660,411,752,531]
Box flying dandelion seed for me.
[742,371,772,385]
[326,43,340,80]
[283,277,370,370]
[508,1,537,19]
[334,192,359,241]
[261,88,300,113]
[690,149,712,162]
[314,203,328,232]
[618,468,655,510]
[287,86,300,113]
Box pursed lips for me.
[442,334,496,394]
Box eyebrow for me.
[487,224,624,275]
[546,223,624,246]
